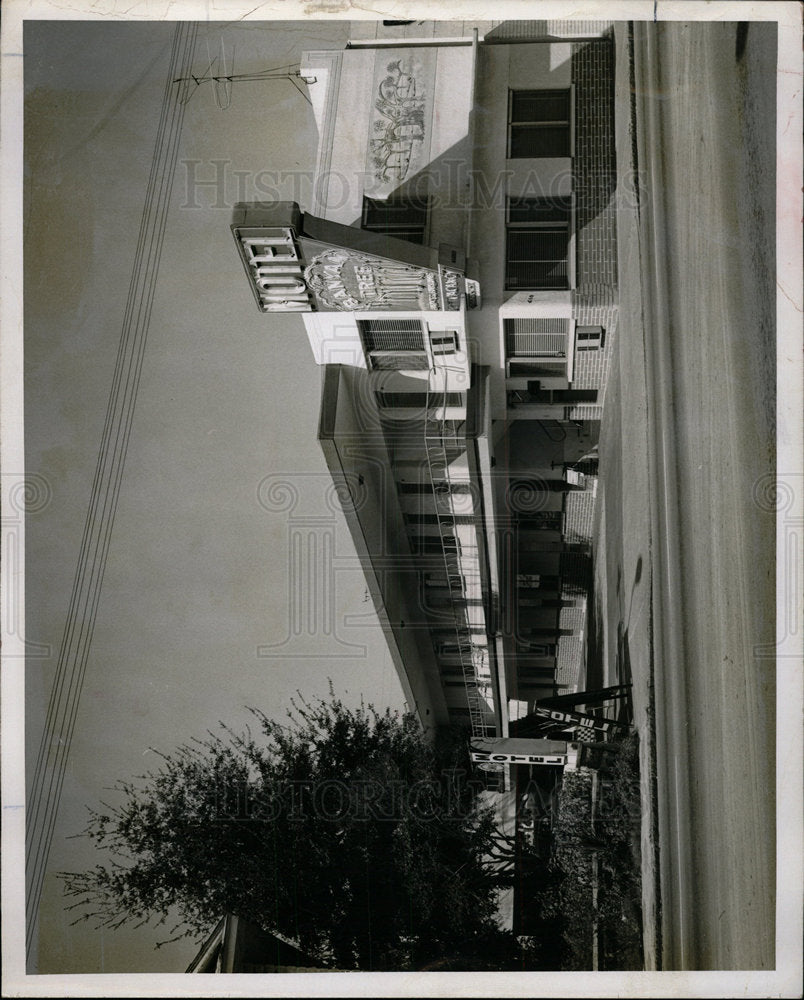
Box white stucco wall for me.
[304,45,475,231]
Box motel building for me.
[231,19,620,930]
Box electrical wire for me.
[174,58,312,108]
[24,22,198,964]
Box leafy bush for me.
[529,733,643,969]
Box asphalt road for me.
[613,21,777,970]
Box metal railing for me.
[423,387,493,739]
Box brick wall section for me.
[570,37,619,409]
[559,606,586,632]
[571,292,618,396]
[557,40,618,688]
[486,20,614,40]
[563,484,597,546]
[572,38,618,287]
[556,636,584,689]
[549,20,614,36]
[547,39,618,693]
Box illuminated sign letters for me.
[470,751,567,766]
[235,228,313,312]
[233,216,477,315]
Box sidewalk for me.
[591,21,660,969]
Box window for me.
[378,392,464,409]
[524,388,599,404]
[508,361,567,377]
[505,198,571,290]
[576,326,605,351]
[358,319,429,370]
[398,482,435,495]
[378,392,428,410]
[399,482,470,496]
[508,90,571,158]
[429,332,459,356]
[362,195,430,244]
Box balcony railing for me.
[423,387,495,739]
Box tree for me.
[60,694,517,971]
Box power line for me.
[174,62,315,107]
[25,21,198,965]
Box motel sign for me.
[470,737,580,768]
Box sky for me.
[5,1,802,994]
[21,17,409,974]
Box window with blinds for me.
[505,197,571,291]
[504,317,570,359]
[524,388,599,404]
[508,89,571,158]
[358,319,429,370]
[362,195,430,244]
[378,392,464,409]
[508,361,566,377]
[508,196,572,223]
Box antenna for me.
[213,36,232,110]
[173,50,315,111]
